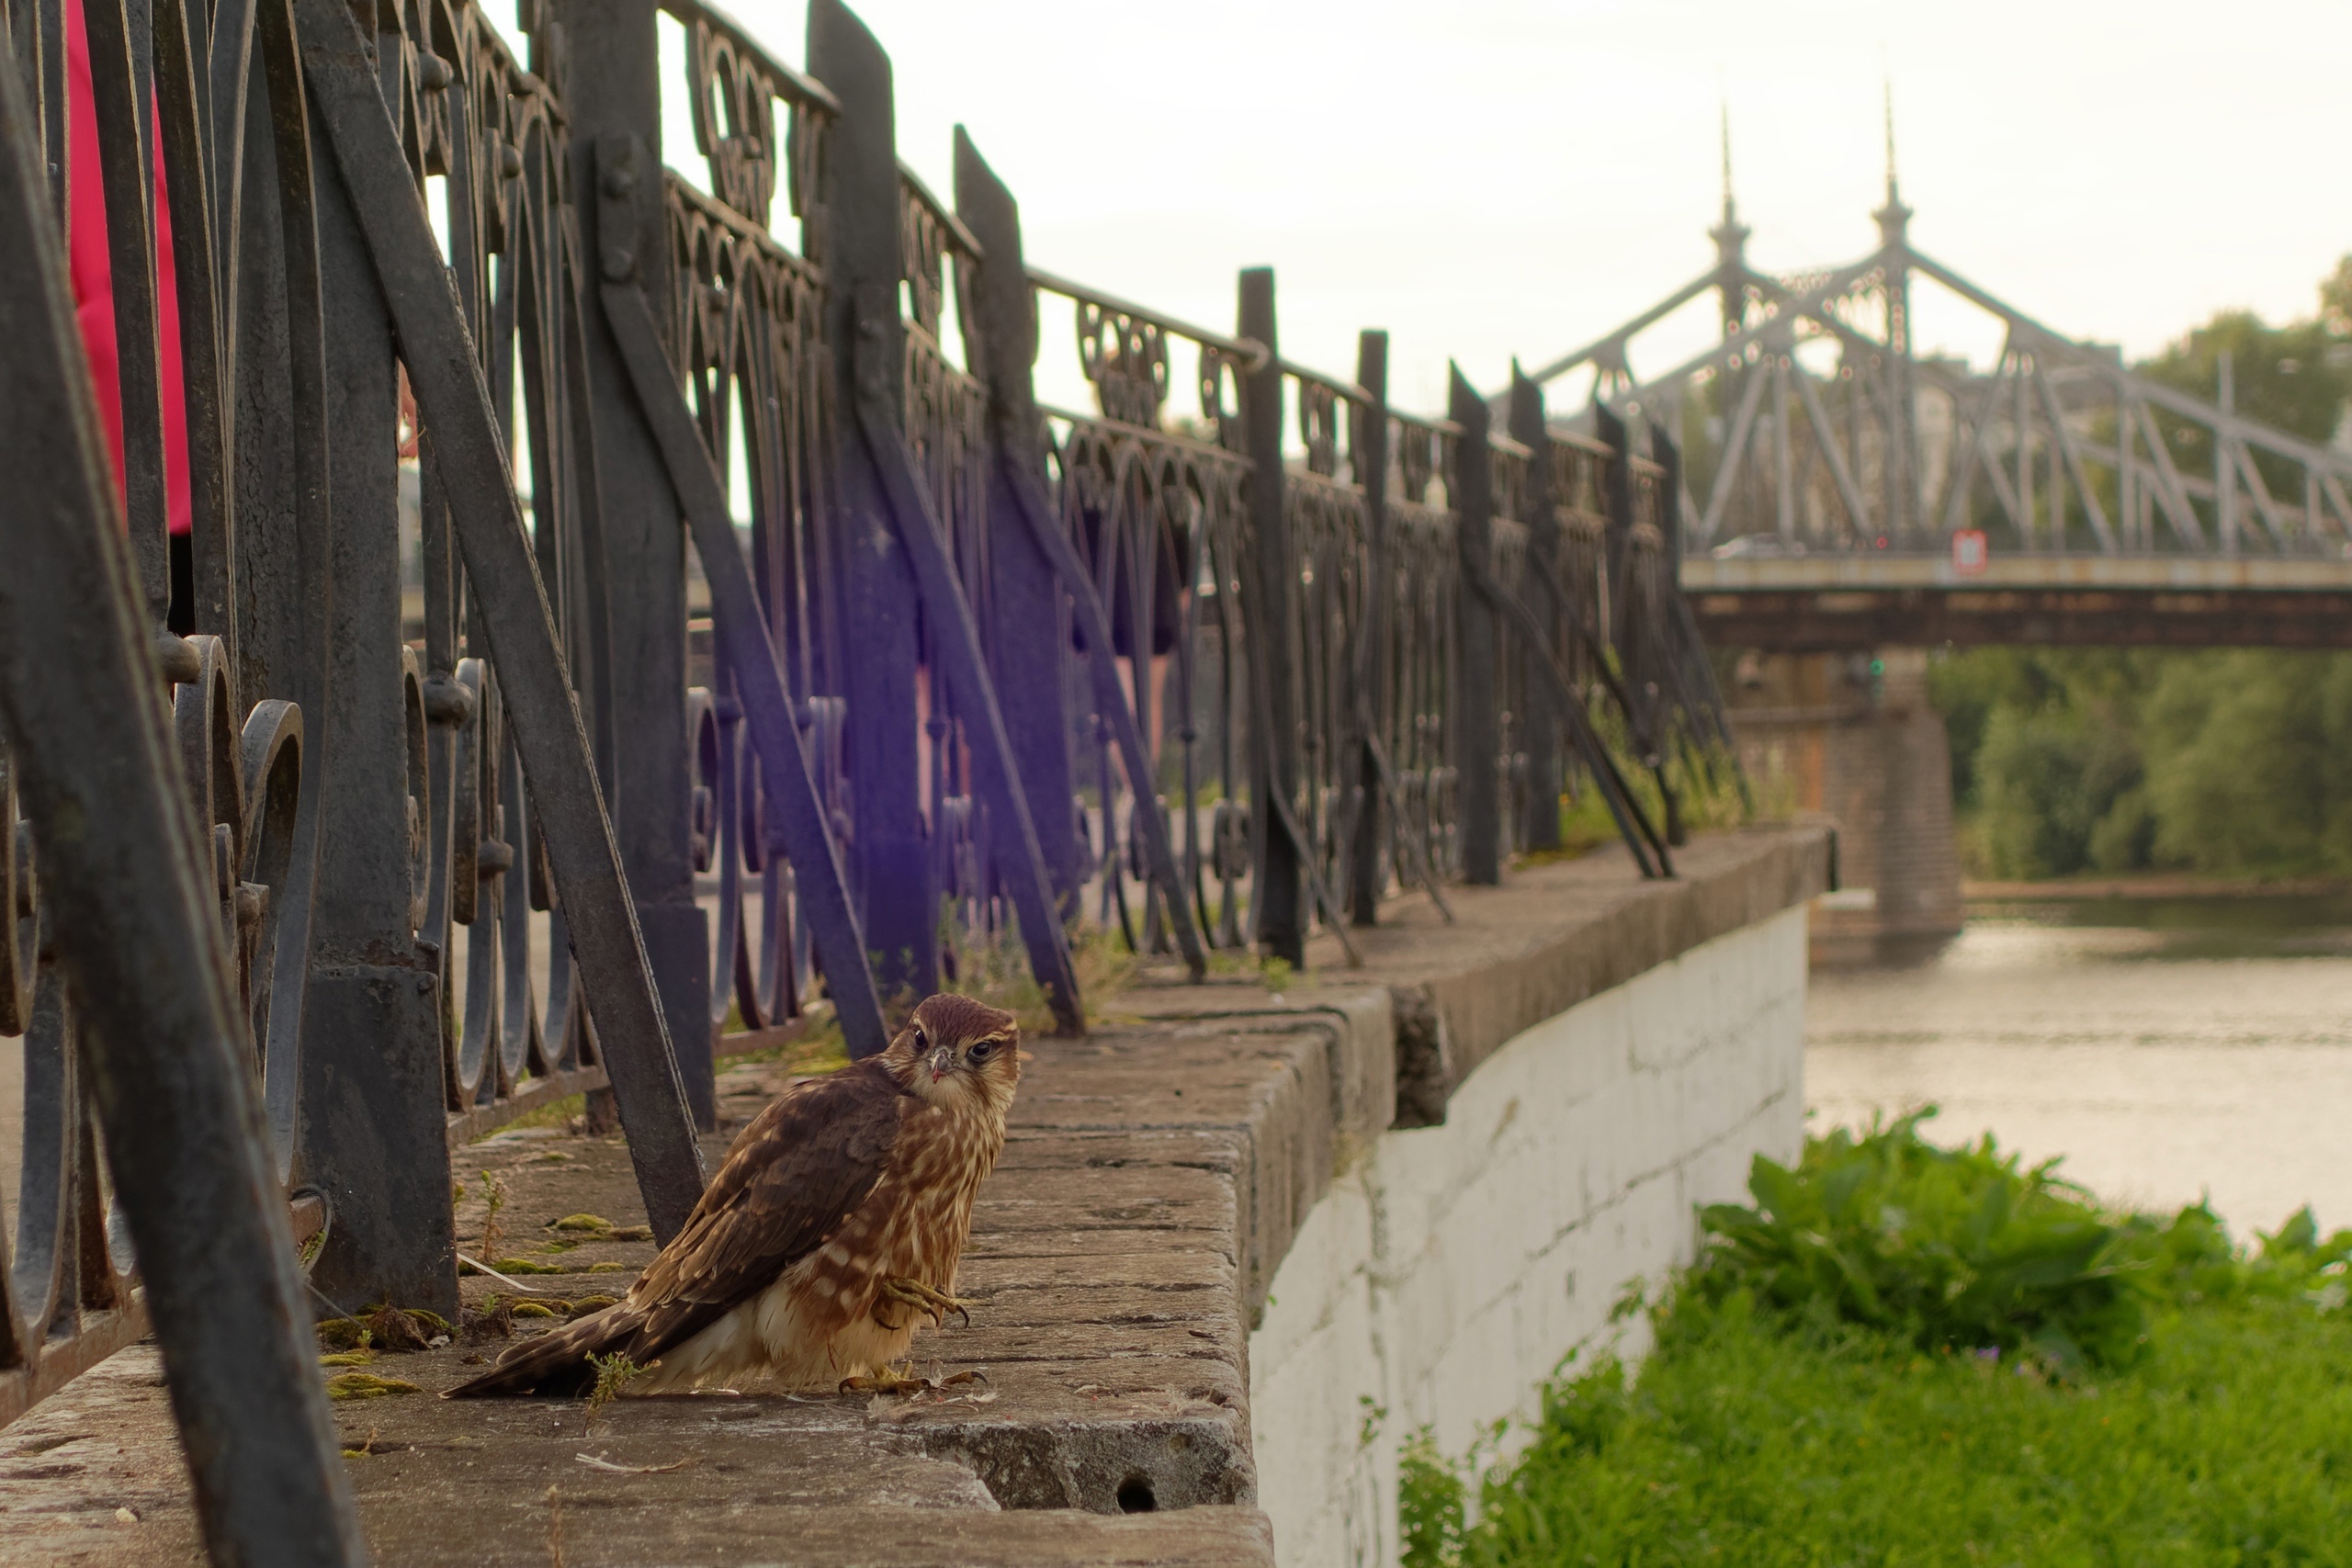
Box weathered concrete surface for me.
[0,1341,1272,1565]
[1274,827,1830,1117]
[0,827,1825,1566]
[0,1112,1270,1566]
[1248,905,1813,1568]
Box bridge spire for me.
[1873,75,1917,537]
[1709,101,1750,337]
[1718,101,1737,228]
[1873,77,1911,243]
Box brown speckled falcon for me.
[447,993,1020,1398]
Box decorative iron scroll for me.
[386,0,609,1109]
[663,168,842,1029]
[660,0,834,235]
[899,167,1003,944]
[1283,469,1373,904]
[1384,494,1464,881]
[1028,266,1258,951]
[0,735,143,1425]
[0,0,346,1408]
[1077,304,1170,428]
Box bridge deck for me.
[1682,554,2352,649]
[1683,553,2352,593]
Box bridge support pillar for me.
[1725,648,1961,959]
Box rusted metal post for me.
[1450,366,1500,886]
[953,131,1205,982]
[808,0,933,1001]
[951,130,1080,914]
[298,12,459,1316]
[1349,330,1390,924]
[299,0,708,1239]
[1238,267,1303,962]
[1509,366,1561,854]
[549,0,714,1124]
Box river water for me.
[1806,897,2352,1239]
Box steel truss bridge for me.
[1521,141,2352,649]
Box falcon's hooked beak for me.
[927,1043,955,1082]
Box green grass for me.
[1405,1115,2352,1568]
[941,917,1137,1033]
[1519,741,1754,869]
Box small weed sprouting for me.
[1257,956,1293,995]
[941,912,1137,1033]
[316,1318,375,1354]
[298,1225,328,1271]
[477,1170,508,1261]
[583,1351,648,1434]
[1397,1427,1465,1568]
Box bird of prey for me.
[447,993,1021,1398]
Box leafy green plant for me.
[1407,1119,2352,1568]
[1690,1109,2154,1373]
[1397,1427,1465,1568]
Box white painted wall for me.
[1248,906,1809,1568]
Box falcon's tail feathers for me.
[442,1303,644,1398]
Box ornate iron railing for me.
[0,0,1731,1549]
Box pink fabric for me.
[68,0,191,536]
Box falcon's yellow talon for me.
[839,1360,929,1395]
[872,1276,972,1331]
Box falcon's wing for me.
[618,1057,906,1361]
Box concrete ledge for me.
[0,827,1823,1565]
[1250,899,1816,1568]
[1317,829,1829,1122]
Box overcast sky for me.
[639,0,2351,414]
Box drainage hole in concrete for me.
[1115,1474,1158,1514]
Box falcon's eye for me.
[910,1023,928,1050]
[967,1039,995,1062]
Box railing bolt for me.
[156,631,201,684]
[422,672,477,727]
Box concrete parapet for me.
[0,828,1825,1566]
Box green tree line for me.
[1930,256,2352,881]
[1933,647,2352,879]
